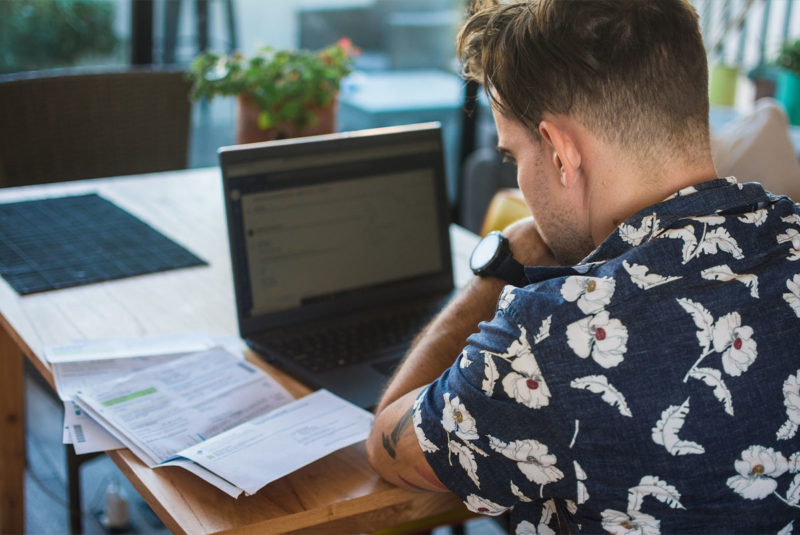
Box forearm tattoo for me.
[381,405,414,460]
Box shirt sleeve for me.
[412,286,574,517]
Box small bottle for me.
[101,478,129,531]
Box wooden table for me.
[0,167,477,534]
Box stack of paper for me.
[47,334,374,497]
[49,332,223,454]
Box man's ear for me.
[539,120,582,188]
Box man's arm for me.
[366,217,557,492]
[366,276,507,491]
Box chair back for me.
[0,67,192,187]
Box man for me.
[367,0,800,532]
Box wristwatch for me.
[469,230,528,286]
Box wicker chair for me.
[0,67,192,188]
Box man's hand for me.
[502,216,559,267]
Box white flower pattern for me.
[483,325,553,408]
[413,390,439,453]
[498,285,516,311]
[510,480,533,502]
[619,214,661,246]
[566,311,628,368]
[727,446,789,500]
[463,494,508,516]
[561,276,616,314]
[778,371,800,441]
[661,222,744,264]
[777,228,800,260]
[488,436,564,485]
[501,349,551,409]
[785,274,800,318]
[412,179,800,531]
[790,453,800,474]
[601,510,660,535]
[448,440,480,487]
[700,264,759,298]
[623,260,681,290]
[441,393,479,441]
[481,354,500,395]
[739,209,768,226]
[574,460,590,504]
[712,312,757,377]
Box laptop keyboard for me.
[266,300,444,374]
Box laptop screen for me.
[220,123,453,335]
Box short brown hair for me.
[458,0,710,159]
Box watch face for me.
[470,231,503,271]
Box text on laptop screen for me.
[240,169,442,316]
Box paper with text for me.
[179,389,373,495]
[51,333,245,453]
[63,400,125,453]
[75,348,293,467]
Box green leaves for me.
[257,111,273,130]
[779,39,800,76]
[187,42,356,130]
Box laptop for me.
[219,122,455,409]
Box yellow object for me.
[480,188,531,236]
[709,63,738,107]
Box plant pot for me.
[748,64,779,101]
[776,69,800,126]
[235,93,338,144]
[709,63,738,107]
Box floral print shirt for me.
[414,178,800,533]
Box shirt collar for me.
[523,177,774,283]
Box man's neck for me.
[584,146,718,247]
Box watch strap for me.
[492,254,528,286]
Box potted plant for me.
[777,39,800,126]
[188,38,358,143]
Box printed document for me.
[74,348,372,497]
[48,333,239,453]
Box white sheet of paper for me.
[179,389,373,495]
[54,338,241,452]
[51,333,245,453]
[63,401,124,454]
[45,332,216,363]
[75,348,294,467]
[54,353,186,402]
[159,458,242,498]
[211,336,246,359]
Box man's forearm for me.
[375,218,556,413]
[367,219,557,490]
[375,275,506,413]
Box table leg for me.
[0,321,25,534]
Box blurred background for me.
[6,2,800,533]
[3,0,800,228]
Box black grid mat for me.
[0,193,207,294]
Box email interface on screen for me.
[234,162,443,317]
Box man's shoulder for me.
[496,198,800,371]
